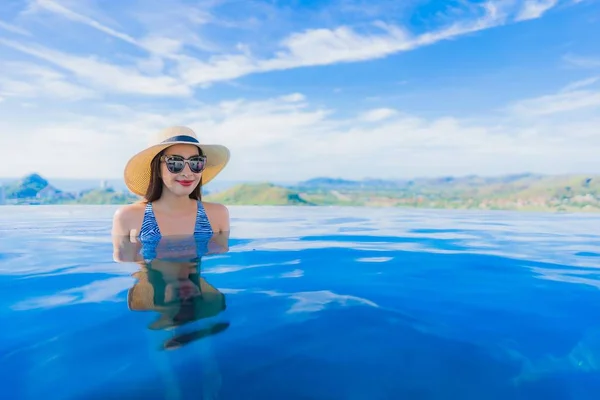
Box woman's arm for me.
[112,234,143,263]
[111,204,144,263]
[208,231,230,254]
[204,202,230,233]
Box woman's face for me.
[159,144,205,197]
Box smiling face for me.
[144,144,207,201]
[159,144,205,197]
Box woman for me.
[112,126,231,251]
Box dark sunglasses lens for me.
[164,156,205,173]
[166,157,185,173]
[189,158,205,173]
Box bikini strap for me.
[140,202,161,240]
[195,201,214,236]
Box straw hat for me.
[124,126,230,196]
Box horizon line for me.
[2,171,600,183]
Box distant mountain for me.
[0,177,124,192]
[3,172,600,212]
[300,177,359,187]
[248,173,600,211]
[1,173,138,205]
[295,173,545,190]
[297,177,402,189]
[4,173,63,199]
[289,173,600,211]
[50,178,128,192]
[0,177,263,194]
[73,188,139,205]
[205,183,313,205]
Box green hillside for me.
[204,174,600,212]
[3,172,600,212]
[204,183,314,206]
[65,188,139,205]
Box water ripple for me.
[1,205,600,399]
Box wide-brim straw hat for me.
[124,126,230,196]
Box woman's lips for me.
[177,180,194,187]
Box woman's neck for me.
[153,190,197,214]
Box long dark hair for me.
[144,147,204,202]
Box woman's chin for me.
[166,183,197,196]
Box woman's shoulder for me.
[201,201,228,211]
[111,201,147,236]
[201,201,230,231]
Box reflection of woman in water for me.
[118,243,229,399]
[127,255,229,349]
[111,125,231,242]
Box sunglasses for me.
[161,155,207,174]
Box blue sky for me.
[0,0,599,183]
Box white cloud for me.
[176,4,509,87]
[359,108,398,122]
[0,38,191,96]
[31,0,139,46]
[280,93,306,102]
[1,76,599,181]
[27,0,218,56]
[561,76,599,92]
[273,23,413,66]
[0,0,591,181]
[564,54,600,69]
[0,0,565,94]
[0,61,96,100]
[506,77,600,116]
[507,89,600,116]
[131,3,221,54]
[515,0,559,21]
[0,20,31,36]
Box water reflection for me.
[113,232,230,350]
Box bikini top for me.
[138,201,213,260]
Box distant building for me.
[0,184,5,205]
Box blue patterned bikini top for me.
[138,201,214,260]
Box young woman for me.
[111,126,231,260]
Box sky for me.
[0,0,599,183]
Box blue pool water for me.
[1,205,600,399]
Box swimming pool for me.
[1,205,599,399]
